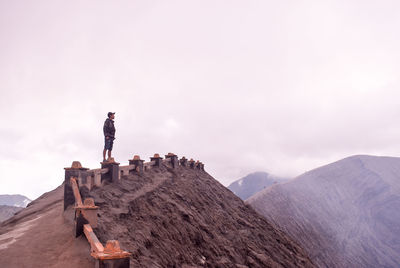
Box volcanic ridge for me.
[0,153,314,268]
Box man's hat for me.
[108,112,115,117]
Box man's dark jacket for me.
[103,118,116,139]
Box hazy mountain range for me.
[228,172,289,200]
[0,205,23,223]
[248,155,400,268]
[0,194,31,222]
[0,194,31,207]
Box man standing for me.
[103,112,116,162]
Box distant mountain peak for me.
[228,171,289,200]
[248,155,400,268]
[0,205,23,222]
[0,194,31,208]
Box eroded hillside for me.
[248,155,400,268]
[1,156,315,268]
[89,163,314,267]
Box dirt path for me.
[124,173,168,201]
[0,186,94,268]
[0,214,44,250]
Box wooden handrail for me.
[143,161,156,167]
[119,164,136,170]
[89,168,109,175]
[84,224,131,260]
[70,177,83,206]
[84,224,105,253]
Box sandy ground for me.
[0,185,94,268]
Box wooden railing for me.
[69,177,131,267]
[64,152,206,267]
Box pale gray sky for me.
[1,0,400,199]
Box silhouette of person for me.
[103,112,116,162]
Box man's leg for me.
[103,149,107,162]
[106,139,113,160]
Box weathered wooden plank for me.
[70,177,83,206]
[83,224,104,253]
[90,168,109,175]
[143,161,156,167]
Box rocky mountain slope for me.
[228,172,288,200]
[89,164,313,267]
[0,194,31,207]
[247,155,400,268]
[0,161,314,267]
[0,205,23,222]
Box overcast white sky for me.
[1,0,400,199]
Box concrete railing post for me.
[129,155,145,173]
[80,198,99,228]
[64,161,89,210]
[165,152,178,168]
[196,161,204,170]
[188,159,195,169]
[150,154,163,167]
[179,157,188,167]
[95,240,131,268]
[101,158,120,183]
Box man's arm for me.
[103,120,112,138]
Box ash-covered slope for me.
[248,155,400,268]
[228,172,289,200]
[0,185,93,268]
[90,164,314,267]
